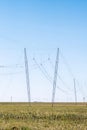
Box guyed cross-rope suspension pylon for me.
[52,48,59,107]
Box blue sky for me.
[0,0,87,102]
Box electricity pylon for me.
[24,48,31,104]
[52,48,59,107]
[73,78,77,103]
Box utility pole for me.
[52,48,59,107]
[73,78,77,103]
[24,48,31,104]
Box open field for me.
[0,103,87,129]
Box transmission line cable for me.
[58,74,73,91]
[33,58,52,84]
[0,64,23,68]
[40,63,52,81]
[56,86,70,94]
[59,51,74,78]
[42,62,71,94]
[48,57,54,68]
[75,79,84,97]
[33,58,71,94]
[0,71,23,75]
[48,57,73,92]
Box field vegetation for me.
[0,103,87,130]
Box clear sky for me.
[0,0,87,102]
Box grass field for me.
[0,103,87,130]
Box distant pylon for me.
[24,48,31,103]
[11,96,12,103]
[52,48,59,107]
[73,78,77,103]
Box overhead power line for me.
[0,71,23,75]
[40,63,52,81]
[0,65,23,68]
[75,79,84,97]
[33,58,52,84]
[58,74,73,92]
[56,86,70,94]
[48,57,54,68]
[33,56,73,96]
[60,51,74,78]
[48,56,73,92]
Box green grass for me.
[0,102,87,129]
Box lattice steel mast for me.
[52,48,59,107]
[24,48,31,103]
[74,78,77,103]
